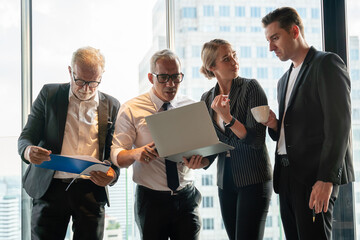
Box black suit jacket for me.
[201,77,272,188]
[269,47,354,192]
[18,83,120,206]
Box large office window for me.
[219,6,230,17]
[347,1,360,238]
[203,5,214,17]
[235,6,245,17]
[0,1,21,239]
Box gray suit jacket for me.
[18,83,120,206]
[201,77,272,188]
[269,47,354,192]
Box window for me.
[202,196,214,208]
[192,46,201,58]
[176,47,185,58]
[202,175,213,186]
[192,67,200,78]
[272,67,284,79]
[251,26,262,32]
[235,6,245,17]
[235,26,246,32]
[0,0,21,239]
[203,5,214,17]
[257,46,268,58]
[203,218,214,230]
[297,8,307,18]
[251,7,261,17]
[240,46,251,58]
[220,26,231,32]
[312,27,320,34]
[350,49,359,60]
[265,7,274,14]
[257,67,268,79]
[311,8,320,19]
[241,67,252,78]
[182,7,197,18]
[265,216,273,227]
[351,69,360,81]
[219,6,230,17]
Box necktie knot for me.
[162,102,170,111]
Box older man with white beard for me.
[18,46,120,240]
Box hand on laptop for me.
[183,155,209,169]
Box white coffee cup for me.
[251,105,270,123]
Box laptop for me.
[145,101,234,162]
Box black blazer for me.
[269,47,354,192]
[18,83,120,206]
[201,77,272,188]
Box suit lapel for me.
[57,84,70,153]
[98,92,108,161]
[229,78,242,115]
[286,47,316,110]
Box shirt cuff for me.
[24,146,32,162]
[111,147,123,168]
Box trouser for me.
[218,157,272,240]
[278,155,338,240]
[135,184,201,240]
[31,179,106,240]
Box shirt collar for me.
[149,87,180,112]
[68,88,99,106]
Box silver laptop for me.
[145,101,234,162]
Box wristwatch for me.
[224,116,236,128]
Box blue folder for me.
[35,154,109,175]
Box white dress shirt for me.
[278,62,303,154]
[111,88,195,191]
[53,89,100,179]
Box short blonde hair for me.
[200,39,231,79]
[71,46,105,71]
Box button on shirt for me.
[53,89,99,179]
[111,88,195,191]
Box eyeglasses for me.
[152,73,184,83]
[72,72,101,88]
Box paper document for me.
[35,154,111,175]
[36,154,111,191]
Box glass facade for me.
[4,0,359,239]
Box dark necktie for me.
[162,102,180,191]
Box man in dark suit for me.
[261,7,354,239]
[18,46,120,240]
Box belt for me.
[278,155,290,167]
[138,184,194,196]
[54,178,89,184]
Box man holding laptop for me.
[111,49,209,240]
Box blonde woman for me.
[200,39,272,240]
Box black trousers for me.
[278,155,338,240]
[218,157,272,240]
[31,179,107,240]
[135,184,202,240]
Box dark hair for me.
[262,7,304,38]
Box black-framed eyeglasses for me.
[152,73,184,83]
[72,72,101,88]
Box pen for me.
[312,208,316,223]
